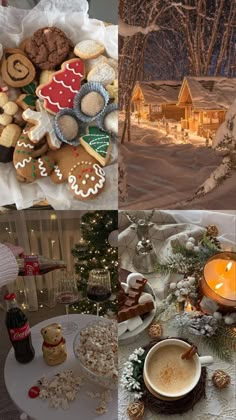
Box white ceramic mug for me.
[143,338,213,398]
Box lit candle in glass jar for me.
[202,252,236,310]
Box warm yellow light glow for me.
[215,282,224,290]
[50,214,57,220]
[204,257,236,302]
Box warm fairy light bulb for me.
[50,214,57,220]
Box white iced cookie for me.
[104,110,118,137]
[74,40,105,60]
[138,292,154,305]
[85,55,108,75]
[107,58,118,78]
[87,63,115,86]
[127,272,144,288]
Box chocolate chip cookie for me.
[25,27,72,70]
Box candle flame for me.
[226,262,233,272]
[185,302,192,312]
[215,282,224,290]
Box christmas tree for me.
[71,211,118,315]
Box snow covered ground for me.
[119,116,236,209]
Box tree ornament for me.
[212,370,231,388]
[224,315,235,325]
[148,322,162,339]
[213,311,223,321]
[206,225,219,237]
[185,241,194,250]
[127,401,144,420]
[108,229,118,247]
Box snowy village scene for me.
[119,0,236,209]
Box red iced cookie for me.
[36,59,84,115]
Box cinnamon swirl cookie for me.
[1,49,36,88]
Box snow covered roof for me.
[133,81,182,104]
[178,77,236,110]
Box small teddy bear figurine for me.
[41,323,67,366]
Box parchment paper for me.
[0,0,118,209]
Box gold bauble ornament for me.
[206,225,219,237]
[212,370,231,388]
[127,401,144,420]
[148,322,162,339]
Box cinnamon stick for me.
[181,345,197,360]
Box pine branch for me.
[203,334,233,363]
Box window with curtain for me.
[0,210,89,311]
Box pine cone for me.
[212,370,231,388]
[206,225,219,237]
[148,322,162,339]
[127,401,144,420]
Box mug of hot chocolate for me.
[143,338,213,399]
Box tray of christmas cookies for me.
[0,1,117,209]
[118,272,156,343]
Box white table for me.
[4,314,118,420]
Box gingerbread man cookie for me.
[22,102,61,150]
[13,126,55,182]
[36,59,84,115]
[47,144,106,200]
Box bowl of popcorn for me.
[73,318,118,389]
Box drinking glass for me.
[56,271,79,334]
[87,269,111,317]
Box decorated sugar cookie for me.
[36,59,84,115]
[22,102,61,150]
[80,126,111,166]
[47,144,98,185]
[68,161,106,200]
[46,143,106,201]
[13,126,55,182]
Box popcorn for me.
[76,320,118,382]
[37,370,84,410]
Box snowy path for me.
[119,120,229,209]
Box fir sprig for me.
[155,232,221,276]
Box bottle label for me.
[24,255,39,276]
[9,322,31,341]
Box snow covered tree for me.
[194,98,236,197]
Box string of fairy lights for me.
[71,211,118,315]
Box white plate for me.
[119,282,156,344]
[4,314,118,420]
